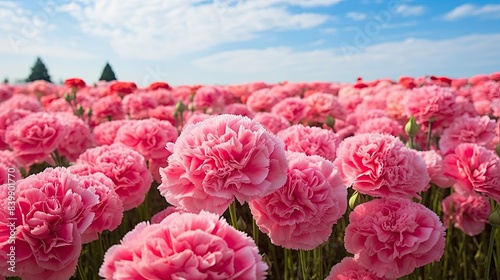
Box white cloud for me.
[394,4,425,16]
[192,33,500,83]
[58,0,339,60]
[444,4,500,20]
[346,12,366,21]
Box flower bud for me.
[489,205,500,227]
[405,116,419,138]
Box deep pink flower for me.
[0,151,21,185]
[0,84,12,102]
[99,211,268,279]
[442,192,490,236]
[303,92,347,123]
[439,115,496,155]
[122,92,158,120]
[193,86,225,113]
[77,172,124,243]
[70,144,153,211]
[0,167,98,279]
[405,85,458,131]
[325,257,386,280]
[246,88,283,112]
[277,124,340,161]
[0,108,33,150]
[253,112,291,135]
[159,114,288,215]
[223,103,255,118]
[91,94,125,124]
[416,150,454,189]
[356,116,404,138]
[5,112,69,166]
[148,105,176,126]
[93,120,130,146]
[149,88,175,106]
[443,143,500,202]
[334,133,430,199]
[271,97,307,124]
[114,118,178,160]
[345,198,446,278]
[250,152,346,250]
[55,113,95,162]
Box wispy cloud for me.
[58,0,341,60]
[346,12,366,21]
[394,4,425,17]
[444,4,500,20]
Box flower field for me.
[0,74,499,279]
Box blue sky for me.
[0,0,499,86]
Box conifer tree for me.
[99,62,117,81]
[27,57,52,82]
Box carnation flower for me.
[93,120,130,146]
[193,86,225,113]
[344,198,446,278]
[443,143,500,202]
[356,116,405,138]
[253,112,290,135]
[416,150,454,189]
[122,92,158,120]
[223,103,255,118]
[70,144,153,211]
[246,88,283,112]
[0,94,41,112]
[0,167,98,279]
[77,173,124,243]
[439,115,496,155]
[271,97,306,124]
[5,112,69,166]
[303,92,347,124]
[334,133,430,199]
[442,192,490,236]
[99,211,268,279]
[325,257,386,280]
[55,113,94,162]
[250,152,347,250]
[159,114,288,215]
[277,124,340,161]
[0,108,32,150]
[91,94,125,125]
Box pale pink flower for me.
[122,92,158,120]
[0,108,32,150]
[114,118,178,160]
[148,105,176,126]
[223,103,255,118]
[159,114,288,215]
[91,94,125,124]
[193,86,226,113]
[471,80,500,102]
[93,120,130,146]
[55,113,95,162]
[303,92,347,124]
[5,112,69,166]
[271,97,307,124]
[250,152,346,250]
[416,150,454,188]
[99,211,268,279]
[0,167,98,279]
[356,116,404,138]
[405,85,458,131]
[439,115,496,155]
[442,192,490,236]
[77,173,124,243]
[149,88,176,106]
[253,112,291,135]
[246,88,283,112]
[26,80,57,97]
[150,206,182,224]
[0,94,41,112]
[277,124,340,161]
[443,143,500,202]
[345,198,446,278]
[334,133,430,199]
[70,144,153,211]
[325,257,386,280]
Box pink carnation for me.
[0,151,21,185]
[99,211,268,279]
[193,86,225,113]
[223,103,255,118]
[77,173,124,243]
[0,94,42,112]
[303,92,347,123]
[250,152,347,250]
[0,167,98,279]
[416,150,454,188]
[159,114,288,215]
[148,105,176,125]
[150,206,183,224]
[439,115,496,155]
[277,124,340,161]
[0,84,12,102]
[356,116,404,138]
[184,112,211,127]
[271,97,306,124]
[5,112,69,166]
[114,119,178,160]
[91,94,125,124]
[253,112,291,135]
[405,85,458,131]
[56,113,95,162]
[443,143,500,202]
[345,198,446,278]
[334,133,430,199]
[122,92,158,120]
[246,88,283,112]
[93,120,130,146]
[325,257,386,280]
[70,144,153,211]
[149,88,175,106]
[0,108,32,150]
[442,192,490,236]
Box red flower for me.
[109,81,137,96]
[64,78,86,89]
[147,82,171,91]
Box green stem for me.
[252,218,259,247]
[284,249,290,280]
[486,226,497,280]
[229,202,238,230]
[299,250,308,280]
[426,121,433,151]
[314,247,323,280]
[443,219,453,278]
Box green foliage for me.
[3,77,8,84]
[98,62,117,82]
[26,56,52,82]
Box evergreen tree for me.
[3,77,8,84]
[27,57,52,82]
[99,62,117,81]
